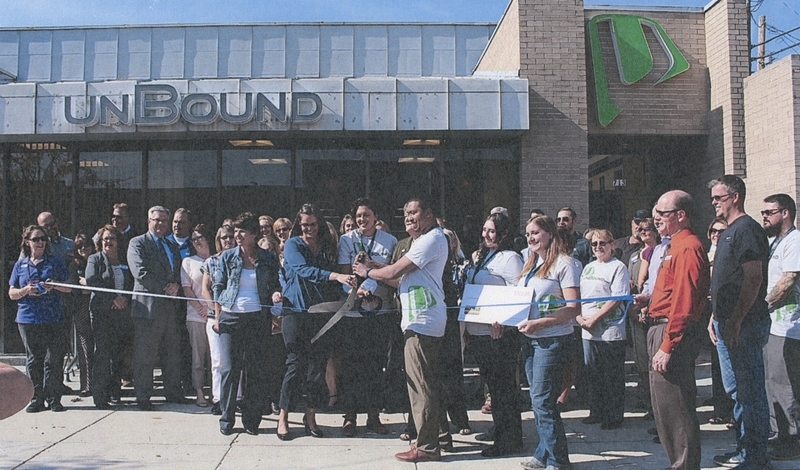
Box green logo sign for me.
[588,14,690,127]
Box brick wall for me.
[517,0,589,231]
[742,55,800,218]
[704,0,749,177]
[586,9,708,134]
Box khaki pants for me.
[404,330,447,456]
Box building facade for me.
[1,0,798,352]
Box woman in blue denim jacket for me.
[276,204,356,441]
[211,212,280,436]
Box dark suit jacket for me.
[85,251,134,315]
[127,232,182,320]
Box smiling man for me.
[635,190,709,470]
[707,175,772,469]
[127,205,185,411]
[352,196,449,463]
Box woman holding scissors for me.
[336,197,397,437]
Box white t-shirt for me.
[464,249,523,336]
[338,228,398,317]
[399,227,448,337]
[181,255,208,323]
[580,258,630,341]
[768,229,800,339]
[516,254,582,339]
[223,268,262,314]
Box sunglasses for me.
[760,208,783,217]
[75,243,93,249]
[556,217,571,223]
[709,228,725,235]
[591,241,609,248]
[28,236,47,243]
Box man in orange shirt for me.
[634,190,710,470]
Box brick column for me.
[704,0,749,177]
[517,0,589,230]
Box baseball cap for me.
[633,209,649,221]
[490,207,509,217]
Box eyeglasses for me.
[638,227,654,233]
[654,209,680,217]
[276,227,290,233]
[760,208,783,217]
[28,236,47,243]
[556,217,571,223]
[590,241,609,248]
[708,228,725,235]
[711,193,734,203]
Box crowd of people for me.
[7,174,800,469]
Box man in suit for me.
[127,206,185,410]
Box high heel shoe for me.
[276,420,293,441]
[303,414,324,438]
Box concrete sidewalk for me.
[1,362,796,469]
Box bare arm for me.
[576,300,621,330]
[765,271,799,307]
[723,260,764,347]
[352,255,416,288]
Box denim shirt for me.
[212,246,280,310]
[281,236,341,312]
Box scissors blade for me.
[310,287,359,343]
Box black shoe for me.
[95,402,113,410]
[474,431,494,442]
[60,383,74,396]
[220,427,234,436]
[303,415,323,438]
[49,401,65,412]
[277,430,293,441]
[581,416,602,424]
[245,426,259,436]
[271,402,280,415]
[26,401,46,413]
[137,401,154,411]
[211,402,221,416]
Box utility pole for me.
[758,15,766,70]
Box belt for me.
[650,317,669,325]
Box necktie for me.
[160,238,174,271]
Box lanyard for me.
[769,227,795,258]
[471,249,500,284]
[355,229,377,259]
[523,254,543,287]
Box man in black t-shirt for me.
[613,209,647,266]
[707,175,772,469]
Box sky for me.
[1,0,798,63]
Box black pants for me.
[471,331,523,450]
[339,314,390,413]
[279,312,334,411]
[18,322,66,405]
[91,309,127,404]
[218,311,270,431]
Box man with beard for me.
[761,193,800,461]
[614,209,647,266]
[555,207,591,267]
[27,212,73,263]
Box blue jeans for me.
[714,316,771,465]
[523,334,570,468]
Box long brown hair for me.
[519,215,568,279]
